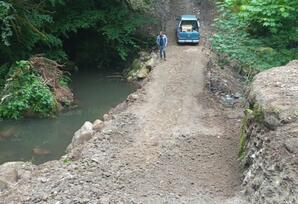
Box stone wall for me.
[241,61,298,204]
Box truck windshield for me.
[180,20,199,32]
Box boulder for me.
[0,162,34,188]
[145,58,156,70]
[68,121,94,151]
[93,119,104,131]
[139,51,151,61]
[0,167,18,184]
[126,59,143,80]
[150,52,158,60]
[249,60,298,123]
[136,67,150,79]
[103,114,110,121]
[127,76,133,82]
[126,51,158,81]
[131,59,142,72]
[242,60,298,203]
[127,93,139,102]
[285,138,298,154]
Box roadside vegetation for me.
[0,0,155,119]
[211,0,298,78]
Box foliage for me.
[237,0,298,37]
[126,0,152,10]
[63,158,72,164]
[0,0,153,64]
[211,0,298,76]
[59,74,71,87]
[0,63,10,89]
[0,61,57,119]
[0,0,63,62]
[55,0,153,60]
[0,1,14,47]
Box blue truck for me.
[176,15,200,44]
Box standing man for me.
[156,31,168,60]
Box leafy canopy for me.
[0,0,153,63]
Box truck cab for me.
[176,15,200,44]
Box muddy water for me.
[0,71,134,165]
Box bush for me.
[0,61,57,119]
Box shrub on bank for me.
[0,60,57,119]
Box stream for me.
[0,71,134,165]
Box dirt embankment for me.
[241,60,298,204]
[0,0,249,203]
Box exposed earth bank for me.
[241,60,298,204]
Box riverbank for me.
[0,0,249,203]
[0,71,134,165]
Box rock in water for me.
[0,128,17,141]
[103,114,110,121]
[93,119,104,131]
[32,147,51,156]
[67,121,94,151]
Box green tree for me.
[0,0,153,64]
[211,0,298,74]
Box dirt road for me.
[0,0,248,203]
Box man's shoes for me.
[164,58,167,61]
